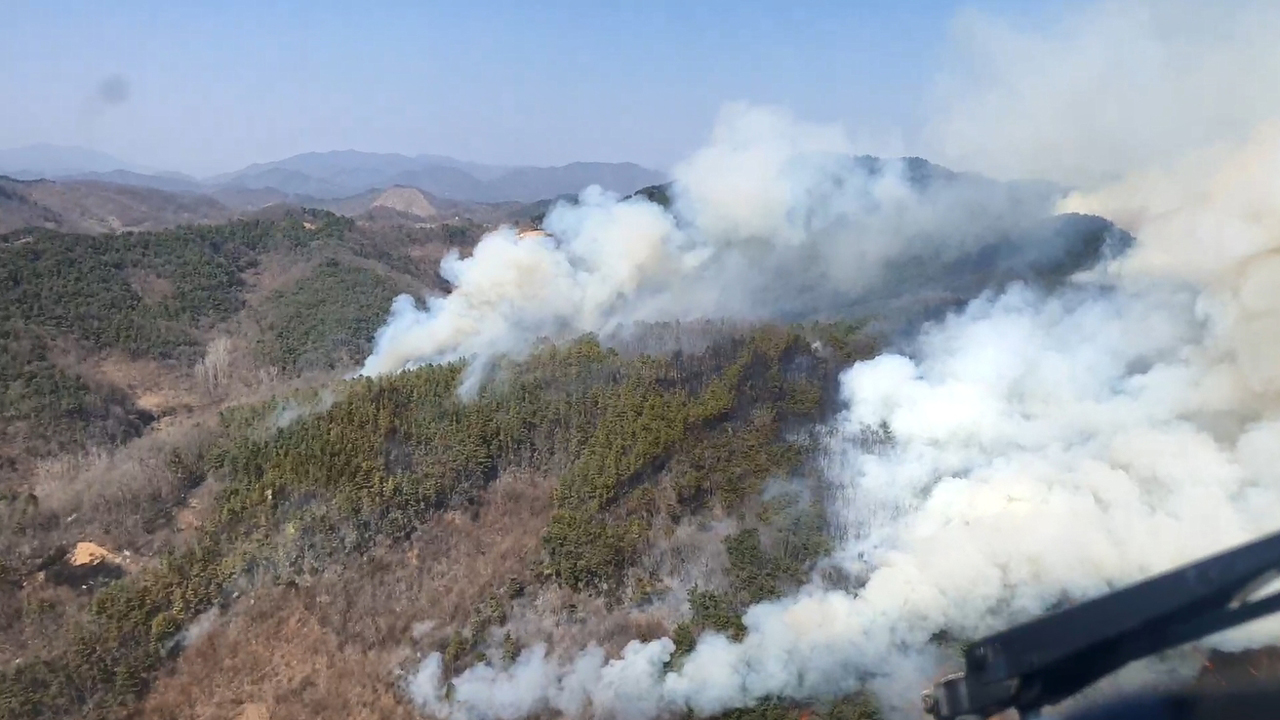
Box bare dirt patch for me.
[68,541,123,568]
[371,187,438,220]
[237,702,272,720]
[87,351,202,418]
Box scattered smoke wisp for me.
[371,1,1280,718]
[95,73,131,107]
[76,72,132,149]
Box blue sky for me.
[1,0,1072,175]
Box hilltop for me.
[0,145,144,177]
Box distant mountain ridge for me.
[205,150,665,202]
[1,151,1070,240]
[0,145,667,204]
[0,174,554,235]
[0,144,144,177]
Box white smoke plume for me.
[359,103,1066,392]
[392,0,1280,718]
[924,0,1280,188]
[1062,121,1280,404]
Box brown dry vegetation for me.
[124,270,176,303]
[86,351,204,418]
[1,316,866,720]
[136,465,702,720]
[141,471,555,719]
[139,594,417,720]
[25,417,220,554]
[240,254,323,305]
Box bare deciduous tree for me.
[195,336,232,395]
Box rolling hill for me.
[0,144,143,177]
[0,176,233,234]
[55,170,206,194]
[0,207,877,720]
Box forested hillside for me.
[0,168,1177,720]
[0,207,891,720]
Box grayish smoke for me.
[358,103,1079,393]
[271,387,339,429]
[406,273,1280,720]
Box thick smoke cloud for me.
[386,1,1280,718]
[358,103,1069,391]
[1062,121,1280,403]
[924,0,1280,188]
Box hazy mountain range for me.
[0,172,565,235]
[0,147,1069,239]
[0,144,667,203]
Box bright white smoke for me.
[925,0,1280,188]
[359,103,1062,391]
[393,0,1280,718]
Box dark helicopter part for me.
[921,529,1280,720]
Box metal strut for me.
[920,529,1280,720]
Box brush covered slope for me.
[1,200,867,718]
[0,208,490,539]
[0,136,1135,720]
[1,208,1133,720]
[0,176,235,234]
[0,314,881,719]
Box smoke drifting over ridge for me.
[357,103,1080,392]
[365,1,1280,718]
[1062,121,1280,403]
[925,0,1280,188]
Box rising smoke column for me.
[358,103,1061,391]
[391,1,1280,717]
